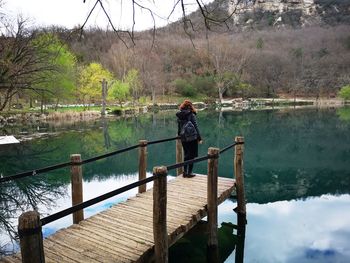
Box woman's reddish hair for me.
[179,99,196,113]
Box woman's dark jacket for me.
[176,109,201,142]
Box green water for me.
[1,107,350,262]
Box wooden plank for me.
[107,204,187,229]
[81,218,154,246]
[87,216,153,244]
[0,257,20,263]
[84,214,154,243]
[120,198,197,218]
[44,249,71,263]
[50,230,129,263]
[63,226,142,260]
[169,177,234,192]
[131,196,204,214]
[44,238,102,263]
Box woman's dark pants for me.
[182,140,198,175]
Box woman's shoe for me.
[185,173,195,178]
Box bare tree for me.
[208,35,250,100]
[138,49,165,103]
[0,17,59,111]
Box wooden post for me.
[138,140,148,193]
[153,166,168,263]
[235,213,246,263]
[207,147,219,248]
[71,154,84,224]
[234,136,246,214]
[176,137,184,176]
[18,211,45,263]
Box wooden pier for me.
[0,136,246,263]
[2,175,235,263]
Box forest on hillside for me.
[1,0,350,111]
[70,25,350,100]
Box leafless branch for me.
[132,1,156,50]
[167,0,181,20]
[98,0,133,47]
[80,0,241,47]
[79,0,99,39]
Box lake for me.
[1,106,350,262]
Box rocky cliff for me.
[227,0,350,29]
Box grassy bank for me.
[1,97,348,122]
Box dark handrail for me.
[166,154,216,171]
[166,141,244,170]
[81,144,139,164]
[41,174,160,226]
[147,136,180,145]
[0,161,72,184]
[0,136,181,184]
[219,141,244,154]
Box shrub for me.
[338,85,350,100]
[181,84,197,97]
[173,78,188,94]
[173,78,197,97]
[192,76,216,96]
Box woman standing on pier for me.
[176,100,202,178]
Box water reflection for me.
[243,195,350,263]
[336,107,350,122]
[0,176,67,256]
[169,221,238,263]
[1,107,350,261]
[169,200,247,263]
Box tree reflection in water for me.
[0,176,67,256]
[169,213,246,263]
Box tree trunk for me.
[8,96,12,111]
[82,97,86,111]
[101,79,107,116]
[0,98,8,111]
[40,92,44,114]
[218,84,223,102]
[152,88,156,105]
[55,98,59,111]
[267,85,271,98]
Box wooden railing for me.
[3,135,245,263]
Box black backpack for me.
[180,114,198,142]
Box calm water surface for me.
[1,107,350,262]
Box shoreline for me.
[0,98,348,128]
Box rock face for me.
[228,0,350,28]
